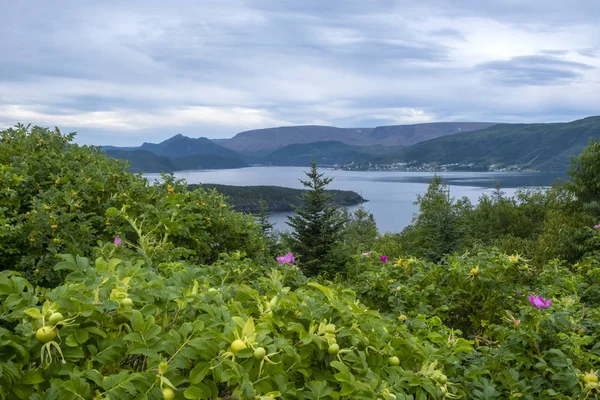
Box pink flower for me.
[114,237,122,246]
[380,255,388,263]
[362,252,371,256]
[528,294,552,309]
[276,252,294,265]
[594,224,600,229]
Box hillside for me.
[140,134,243,159]
[104,149,177,173]
[189,183,367,213]
[103,116,600,172]
[214,126,371,152]
[216,122,495,152]
[260,141,369,166]
[369,116,600,171]
[105,149,248,173]
[104,134,248,172]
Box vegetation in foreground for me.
[1,124,600,399]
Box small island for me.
[188,183,367,213]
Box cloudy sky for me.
[1,0,599,145]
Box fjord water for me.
[146,167,564,234]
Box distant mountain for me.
[102,116,600,173]
[368,116,600,171]
[367,122,496,146]
[141,134,243,159]
[261,141,369,166]
[215,122,496,152]
[105,149,176,173]
[103,134,248,172]
[213,126,369,152]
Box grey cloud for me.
[540,50,570,56]
[578,48,600,58]
[411,0,600,26]
[478,55,595,86]
[429,28,466,41]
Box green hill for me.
[370,116,600,171]
[104,149,176,173]
[140,134,243,159]
[103,134,249,172]
[261,141,370,166]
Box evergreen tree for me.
[491,183,504,203]
[256,198,274,236]
[339,206,379,252]
[256,198,280,256]
[403,175,468,262]
[287,162,346,277]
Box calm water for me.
[145,167,565,234]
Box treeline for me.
[187,183,367,213]
[384,157,597,268]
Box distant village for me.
[333,161,525,172]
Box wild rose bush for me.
[346,250,600,398]
[0,125,267,287]
[0,250,476,399]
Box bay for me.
[145,167,565,234]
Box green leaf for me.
[75,329,89,344]
[242,317,255,338]
[306,380,332,398]
[189,362,210,384]
[23,308,43,320]
[131,310,144,332]
[21,370,45,385]
[184,385,211,399]
[65,334,79,347]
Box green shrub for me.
[0,124,265,286]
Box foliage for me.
[338,206,379,253]
[397,176,469,262]
[1,251,476,400]
[256,199,274,237]
[347,249,600,399]
[0,124,265,287]
[255,199,280,257]
[567,139,600,205]
[3,124,600,399]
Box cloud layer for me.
[0,0,599,145]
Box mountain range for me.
[212,122,494,152]
[102,116,600,173]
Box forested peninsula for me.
[188,183,367,213]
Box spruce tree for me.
[287,162,345,277]
[256,198,274,237]
[256,198,278,255]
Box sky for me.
[0,0,599,146]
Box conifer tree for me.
[406,175,466,262]
[287,162,345,277]
[256,199,274,237]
